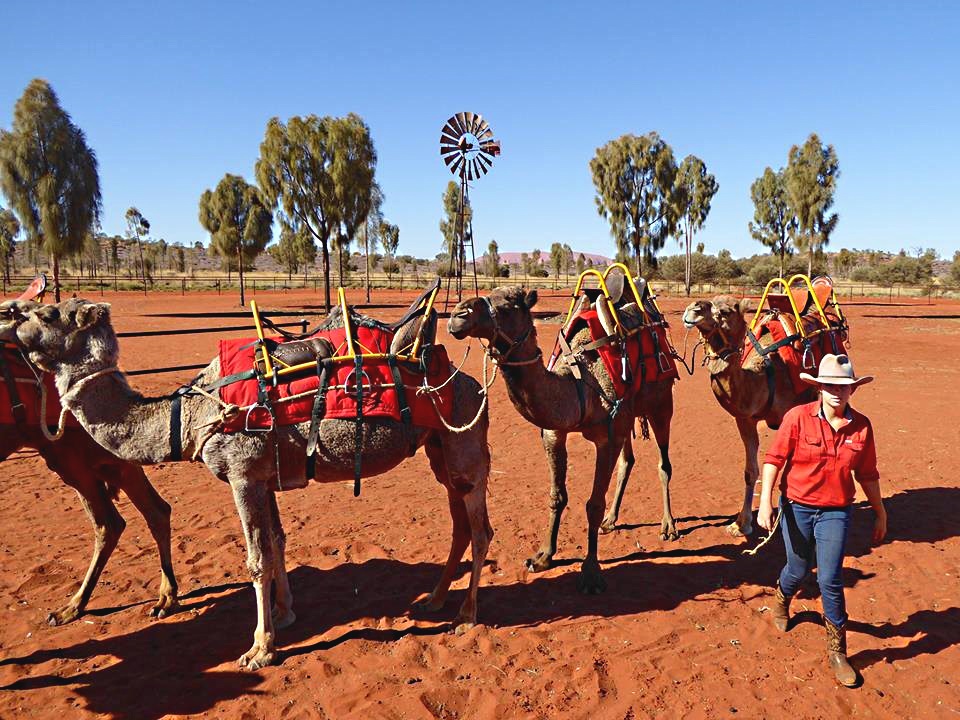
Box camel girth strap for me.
[753,358,777,421]
[556,331,587,427]
[305,357,334,481]
[352,353,364,496]
[0,348,26,425]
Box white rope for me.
[417,344,498,434]
[39,366,121,443]
[742,504,783,556]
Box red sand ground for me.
[0,287,957,719]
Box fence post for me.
[181,278,185,296]
[300,319,307,334]
[217,280,221,296]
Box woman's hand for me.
[872,506,887,544]
[757,501,775,532]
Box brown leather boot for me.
[772,584,791,632]
[825,620,858,687]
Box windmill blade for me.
[477,153,493,172]
[480,139,501,157]
[472,116,490,137]
[465,159,475,181]
[447,114,465,138]
[442,118,461,139]
[450,156,464,178]
[440,128,460,146]
[476,127,493,141]
[463,111,476,135]
[475,158,486,178]
[455,112,469,136]
[443,152,461,168]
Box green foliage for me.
[199,173,273,304]
[952,251,960,285]
[256,112,376,310]
[851,250,936,285]
[270,221,316,278]
[379,220,399,258]
[549,242,565,285]
[576,253,586,275]
[0,79,102,300]
[749,166,795,277]
[125,207,151,281]
[784,134,840,274]
[590,132,678,274]
[674,154,719,295]
[0,206,20,281]
[439,180,470,268]
[486,239,501,277]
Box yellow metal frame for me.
[247,284,441,385]
[561,262,669,338]
[750,274,841,337]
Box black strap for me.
[388,355,412,426]
[352,353,364,496]
[0,349,26,425]
[170,393,183,461]
[746,326,799,358]
[305,358,332,479]
[754,359,777,420]
[557,332,587,425]
[201,368,258,394]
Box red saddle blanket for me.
[217,325,454,432]
[0,346,76,428]
[743,312,848,394]
[547,309,678,399]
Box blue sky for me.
[2,1,958,261]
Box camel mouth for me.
[0,321,18,342]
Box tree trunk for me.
[238,243,246,306]
[684,227,693,297]
[53,254,61,302]
[808,247,814,277]
[363,224,371,303]
[321,240,331,312]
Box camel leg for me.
[452,479,492,633]
[108,463,179,618]
[729,416,759,537]
[526,429,569,573]
[579,429,619,594]
[229,476,278,670]
[650,396,677,541]
[267,492,295,629]
[600,438,634,534]
[41,450,125,626]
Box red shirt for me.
[764,400,880,507]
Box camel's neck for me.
[54,363,210,465]
[494,325,591,431]
[703,327,774,418]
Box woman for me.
[757,353,886,687]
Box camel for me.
[682,296,816,536]
[0,301,178,625]
[2,296,491,670]
[448,286,675,595]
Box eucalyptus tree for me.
[784,134,840,275]
[361,182,384,301]
[749,167,795,278]
[590,132,678,276]
[198,173,273,306]
[125,207,150,283]
[550,242,565,288]
[256,113,376,311]
[439,180,471,273]
[0,79,101,301]
[675,155,719,296]
[0,207,19,283]
[486,239,501,278]
[379,219,399,286]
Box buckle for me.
[244,403,274,432]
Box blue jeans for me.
[778,499,852,627]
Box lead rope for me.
[742,504,783,556]
[418,343,498,434]
[38,366,121,442]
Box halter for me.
[694,319,741,365]
[479,296,542,366]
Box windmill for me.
[439,111,501,306]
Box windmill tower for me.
[439,112,501,306]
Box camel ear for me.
[523,289,539,310]
[75,302,111,330]
[737,298,754,315]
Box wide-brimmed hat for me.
[799,353,874,387]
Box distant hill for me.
[496,251,613,266]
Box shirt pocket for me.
[839,440,865,464]
[797,434,824,462]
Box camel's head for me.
[682,295,752,345]
[9,299,118,373]
[448,286,539,349]
[0,299,40,339]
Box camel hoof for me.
[413,594,445,613]
[599,518,617,535]
[47,605,82,626]
[726,521,751,538]
[576,566,607,595]
[238,647,277,670]
[149,598,180,619]
[525,552,553,573]
[453,621,476,636]
[273,609,296,630]
[660,527,680,542]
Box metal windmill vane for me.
[439,111,501,304]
